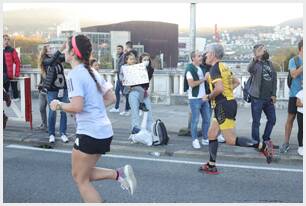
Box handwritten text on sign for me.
[121,63,149,86]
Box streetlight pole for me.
[190,3,196,56]
[185,3,196,135]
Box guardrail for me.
[20,66,290,108]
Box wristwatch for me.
[56,101,62,111]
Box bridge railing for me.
[20,66,290,108]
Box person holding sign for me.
[120,51,149,112]
[120,51,154,134]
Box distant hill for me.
[3,9,107,34]
[278,18,303,28]
[4,9,66,33]
[3,9,302,36]
[179,26,274,37]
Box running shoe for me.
[199,162,219,174]
[192,139,201,149]
[201,138,209,146]
[109,108,120,113]
[49,135,55,143]
[61,134,69,143]
[261,141,273,164]
[279,143,290,153]
[217,133,225,143]
[117,165,137,195]
[297,147,303,156]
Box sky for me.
[3,3,303,28]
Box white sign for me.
[121,63,149,86]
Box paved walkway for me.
[3,96,302,163]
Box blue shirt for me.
[289,56,303,97]
[66,64,113,139]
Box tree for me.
[12,35,45,68]
[271,47,297,72]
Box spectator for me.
[119,41,138,116]
[123,51,154,134]
[3,51,11,129]
[42,43,69,143]
[296,86,303,156]
[89,58,99,71]
[37,44,50,132]
[3,34,21,100]
[280,39,303,153]
[183,50,211,149]
[137,52,154,111]
[50,35,136,202]
[247,44,276,151]
[118,42,138,116]
[109,45,125,113]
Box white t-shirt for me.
[186,66,206,99]
[66,64,113,139]
[296,90,303,114]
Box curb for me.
[4,136,302,163]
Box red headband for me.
[72,36,83,59]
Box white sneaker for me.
[201,138,209,146]
[217,134,225,143]
[61,134,69,143]
[109,108,120,113]
[192,139,201,149]
[120,111,126,116]
[49,135,55,143]
[297,147,303,156]
[118,165,137,195]
[124,111,130,116]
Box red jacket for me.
[4,46,21,79]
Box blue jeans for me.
[189,98,211,141]
[47,90,69,136]
[251,97,276,142]
[114,80,123,109]
[128,90,153,132]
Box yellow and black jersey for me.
[208,62,235,107]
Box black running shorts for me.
[73,134,112,155]
[213,99,237,130]
[288,97,297,114]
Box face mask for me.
[143,60,149,67]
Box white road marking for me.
[5,144,303,173]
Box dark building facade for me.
[82,21,178,68]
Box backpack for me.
[242,76,252,103]
[151,119,169,146]
[287,56,300,89]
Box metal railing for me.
[20,66,290,106]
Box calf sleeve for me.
[209,139,218,162]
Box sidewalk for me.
[3,97,302,162]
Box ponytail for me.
[83,59,102,93]
[70,35,102,93]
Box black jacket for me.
[42,51,67,91]
[247,59,277,98]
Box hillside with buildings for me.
[4,8,302,71]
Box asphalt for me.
[3,96,302,163]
